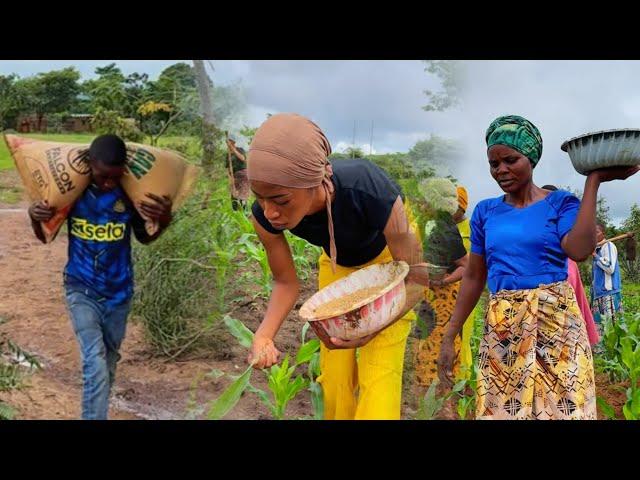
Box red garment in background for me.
[567,258,600,345]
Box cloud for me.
[4,59,638,225]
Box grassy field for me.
[0,183,22,204]
[0,146,11,170]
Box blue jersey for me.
[64,184,134,307]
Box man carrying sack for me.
[28,134,173,420]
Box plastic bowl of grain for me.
[299,261,409,346]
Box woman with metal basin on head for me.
[437,115,639,419]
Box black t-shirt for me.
[231,146,246,173]
[252,159,402,267]
[422,212,467,273]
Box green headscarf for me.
[485,115,543,167]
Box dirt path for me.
[0,203,315,419]
[0,170,315,420]
[0,169,439,420]
[0,195,422,419]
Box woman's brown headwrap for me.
[247,113,337,272]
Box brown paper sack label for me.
[121,143,199,235]
[4,134,90,242]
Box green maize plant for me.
[207,316,321,420]
[238,236,272,299]
[415,379,466,420]
[595,312,640,420]
[620,329,640,420]
[300,321,323,419]
[285,232,321,282]
[0,339,41,392]
[452,293,487,419]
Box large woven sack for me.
[5,134,199,242]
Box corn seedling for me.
[595,312,640,420]
[415,379,466,420]
[454,365,476,420]
[451,296,486,419]
[0,339,41,425]
[300,321,323,419]
[206,316,321,419]
[207,364,254,420]
[596,396,617,420]
[259,354,310,419]
[620,334,640,420]
[238,236,272,299]
[285,232,321,282]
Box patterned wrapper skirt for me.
[414,282,461,387]
[477,281,596,420]
[592,291,623,326]
[232,168,250,201]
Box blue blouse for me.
[470,190,580,294]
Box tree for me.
[16,67,81,130]
[123,72,149,118]
[82,63,129,114]
[563,186,613,235]
[91,107,144,142]
[620,203,640,282]
[597,197,613,231]
[239,125,257,145]
[80,64,149,119]
[344,146,365,158]
[422,60,463,112]
[0,74,27,130]
[623,203,640,235]
[143,63,205,137]
[137,101,183,145]
[149,63,197,106]
[193,60,218,173]
[407,134,463,177]
[559,185,619,285]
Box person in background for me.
[227,135,250,211]
[453,185,480,379]
[412,178,468,388]
[542,185,599,346]
[591,220,624,330]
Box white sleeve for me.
[596,242,617,275]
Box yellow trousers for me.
[316,247,415,420]
[414,281,461,387]
[457,217,476,380]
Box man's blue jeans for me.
[64,277,131,420]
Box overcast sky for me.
[456,60,640,226]
[2,59,639,225]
